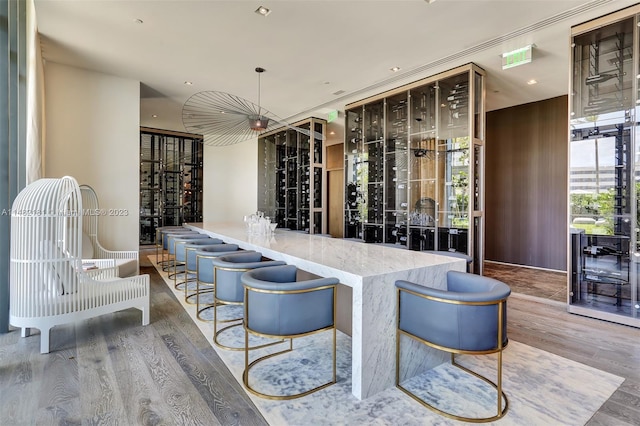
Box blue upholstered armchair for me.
[159,229,199,266]
[194,244,241,321]
[211,251,286,350]
[241,264,339,400]
[175,238,223,301]
[395,270,511,422]
[172,237,220,288]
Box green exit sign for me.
[502,45,533,70]
[327,110,338,123]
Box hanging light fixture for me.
[182,67,323,146]
[247,67,270,131]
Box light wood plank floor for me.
[0,253,639,425]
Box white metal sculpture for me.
[80,184,139,276]
[10,176,150,353]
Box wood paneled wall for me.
[485,96,568,271]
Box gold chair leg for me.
[243,329,337,400]
[396,332,509,423]
[213,301,283,351]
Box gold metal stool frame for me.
[182,245,203,304]
[195,253,218,322]
[213,265,284,352]
[242,284,337,400]
[395,287,509,423]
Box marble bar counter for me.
[184,222,465,400]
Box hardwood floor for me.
[0,253,639,425]
[484,261,567,303]
[0,255,267,426]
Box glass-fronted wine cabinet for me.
[345,63,485,273]
[569,5,640,327]
[139,127,203,245]
[258,118,326,234]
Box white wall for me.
[44,62,140,251]
[203,139,257,223]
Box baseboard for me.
[484,259,567,274]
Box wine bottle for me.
[449,102,468,110]
[447,94,467,102]
[585,73,618,85]
[587,97,619,107]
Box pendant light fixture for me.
[182,67,323,146]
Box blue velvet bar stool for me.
[211,252,286,350]
[395,271,511,422]
[165,232,206,274]
[173,237,223,297]
[241,264,339,400]
[194,244,241,322]
[159,229,200,269]
[154,226,188,264]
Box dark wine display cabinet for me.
[344,63,485,273]
[568,5,640,327]
[258,118,327,234]
[139,128,203,244]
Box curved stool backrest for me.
[162,230,199,250]
[167,233,205,255]
[241,265,339,400]
[242,265,337,336]
[195,244,241,284]
[184,239,224,270]
[395,270,511,422]
[175,238,221,262]
[397,271,509,352]
[212,252,286,304]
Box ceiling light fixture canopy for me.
[182,67,323,146]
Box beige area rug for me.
[150,255,623,425]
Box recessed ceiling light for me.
[184,81,193,85]
[329,131,335,135]
[152,114,158,118]
[527,79,538,85]
[424,0,436,4]
[133,18,144,24]
[255,6,271,16]
[390,66,401,72]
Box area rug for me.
[150,256,623,425]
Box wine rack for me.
[568,5,640,327]
[344,63,485,272]
[258,118,327,234]
[139,128,203,244]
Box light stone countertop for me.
[184,221,465,399]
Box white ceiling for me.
[34,0,639,133]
